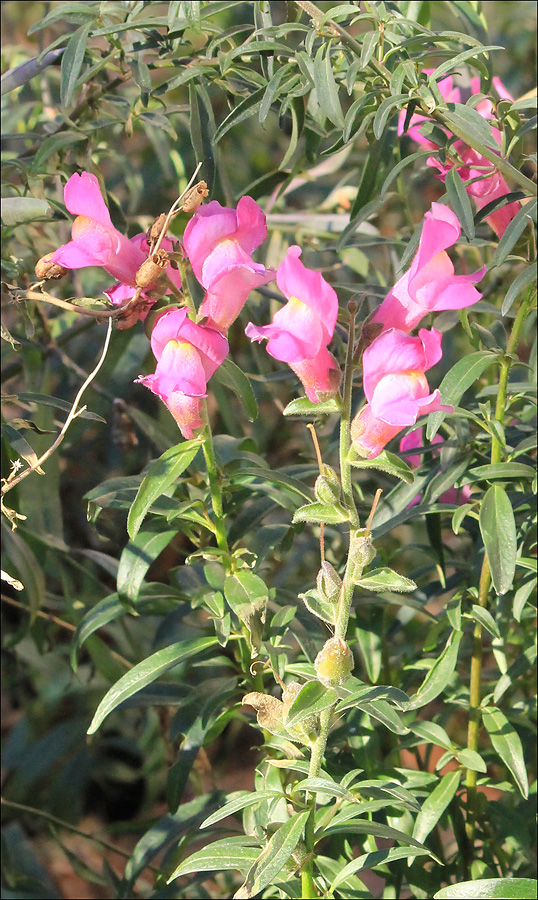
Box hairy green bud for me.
[314,637,354,687]
[316,561,342,604]
[314,465,341,505]
[347,528,376,583]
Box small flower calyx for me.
[316,561,342,604]
[347,528,376,583]
[135,249,169,289]
[315,637,354,687]
[314,464,341,505]
[35,252,68,281]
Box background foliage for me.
[1,1,536,898]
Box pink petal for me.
[351,404,404,459]
[417,328,443,370]
[150,308,190,359]
[362,329,430,403]
[152,339,209,398]
[399,428,425,469]
[103,282,138,305]
[373,274,427,333]
[166,392,205,439]
[276,246,338,339]
[64,172,112,228]
[409,203,460,282]
[233,195,268,255]
[427,270,486,310]
[371,370,432,425]
[492,77,513,102]
[290,348,341,403]
[199,264,275,333]
[246,299,325,363]
[183,201,238,282]
[51,228,116,268]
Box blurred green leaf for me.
[479,485,517,595]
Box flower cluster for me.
[43,170,487,461]
[399,72,520,237]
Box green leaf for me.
[188,80,216,192]
[167,836,261,881]
[234,811,309,898]
[466,604,501,639]
[356,698,410,734]
[32,131,87,169]
[429,45,504,83]
[493,198,537,265]
[348,448,415,483]
[284,683,337,731]
[314,45,344,128]
[330,847,431,892]
[404,631,463,711]
[28,2,100,33]
[292,501,349,525]
[87,636,219,734]
[479,485,517,595]
[426,352,496,439]
[380,149,432,200]
[409,721,454,752]
[1,423,44,472]
[445,167,475,239]
[200,791,284,829]
[214,87,266,143]
[213,359,258,422]
[117,524,177,604]
[468,462,536,481]
[434,878,538,899]
[127,439,201,539]
[323,819,434,855]
[283,396,339,416]
[482,707,529,798]
[223,570,268,620]
[336,683,410,712]
[60,23,91,106]
[373,94,409,139]
[501,264,537,316]
[412,770,461,845]
[299,588,337,625]
[1,197,51,225]
[294,776,354,802]
[355,567,417,593]
[441,104,500,152]
[457,749,487,773]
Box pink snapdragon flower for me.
[50,171,181,310]
[136,307,228,439]
[400,428,472,506]
[351,327,452,459]
[183,196,275,333]
[245,245,341,403]
[372,203,485,333]
[399,74,519,237]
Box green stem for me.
[339,304,360,527]
[175,257,197,316]
[201,404,231,568]
[464,289,535,860]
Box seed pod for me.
[316,561,342,604]
[35,253,68,280]
[182,180,209,213]
[146,213,168,246]
[314,637,354,687]
[347,528,376,582]
[135,249,169,289]
[314,464,341,504]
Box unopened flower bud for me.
[314,465,341,504]
[146,213,168,246]
[35,253,68,280]
[182,180,209,213]
[347,528,376,582]
[315,637,354,687]
[135,249,169,289]
[316,561,342,604]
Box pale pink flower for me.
[351,327,452,459]
[372,203,485,333]
[400,428,472,506]
[136,307,228,439]
[50,172,182,310]
[183,196,275,333]
[245,246,341,402]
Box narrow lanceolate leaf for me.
[168,837,261,881]
[331,847,431,892]
[283,396,339,416]
[479,485,517,595]
[214,87,265,142]
[467,604,501,639]
[60,22,91,106]
[348,448,414,483]
[493,197,537,266]
[213,359,258,422]
[434,877,538,899]
[404,631,463,711]
[87,636,218,734]
[234,811,309,898]
[200,791,285,829]
[314,45,344,128]
[355,567,417,593]
[445,167,475,240]
[127,439,201,539]
[323,819,435,856]
[284,683,337,731]
[501,264,537,316]
[426,352,496,439]
[292,501,349,525]
[412,769,461,845]
[117,525,177,604]
[482,707,529,798]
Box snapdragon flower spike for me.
[245,245,341,402]
[50,172,181,311]
[183,196,275,333]
[351,327,452,459]
[372,203,486,333]
[400,428,472,506]
[136,307,228,439]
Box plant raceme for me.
[399,72,520,236]
[371,202,486,333]
[50,171,182,313]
